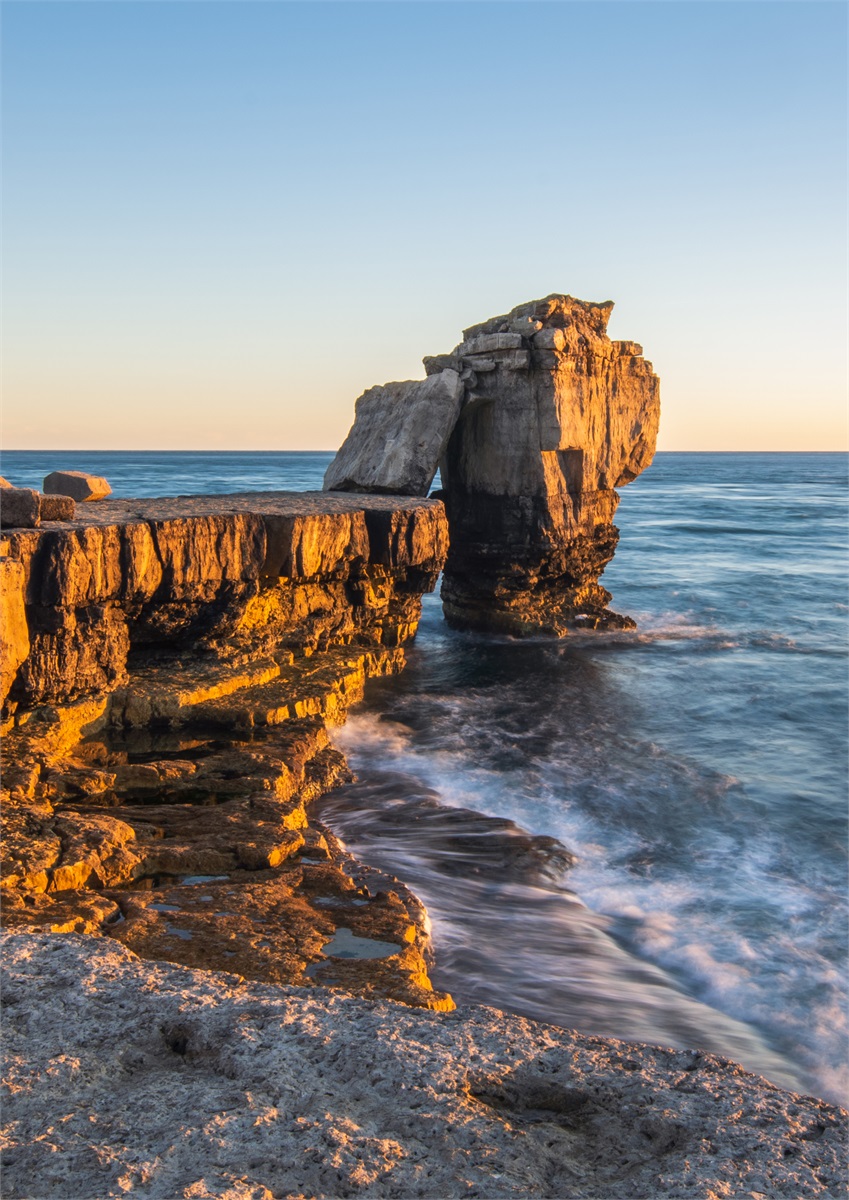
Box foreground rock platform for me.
[0,491,453,1011]
[3,932,845,1200]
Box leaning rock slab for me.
[2,932,846,1200]
[324,294,659,634]
[43,469,112,501]
[324,368,463,495]
[0,487,41,529]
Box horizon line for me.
[2,448,848,456]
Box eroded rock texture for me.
[438,296,659,634]
[324,294,659,635]
[0,492,453,1010]
[3,932,846,1200]
[0,492,446,712]
[323,370,464,495]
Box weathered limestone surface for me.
[0,491,452,1011]
[3,932,846,1200]
[43,468,112,501]
[39,494,75,521]
[324,369,464,495]
[0,491,447,711]
[0,487,41,529]
[438,296,659,633]
[324,294,660,634]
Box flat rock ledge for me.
[3,933,846,1200]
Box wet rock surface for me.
[3,931,846,1200]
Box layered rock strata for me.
[3,932,846,1200]
[0,492,453,1010]
[324,294,660,634]
[437,296,659,633]
[0,491,446,713]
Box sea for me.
[3,449,847,1106]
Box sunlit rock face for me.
[323,293,659,636]
[434,295,660,634]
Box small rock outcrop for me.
[43,469,112,501]
[324,294,660,635]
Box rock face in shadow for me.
[324,294,659,635]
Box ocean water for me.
[4,449,847,1104]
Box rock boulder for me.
[0,488,41,529]
[43,470,112,501]
[39,494,75,522]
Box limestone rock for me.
[438,294,660,634]
[323,369,463,495]
[328,293,659,634]
[0,492,447,709]
[43,469,112,501]
[39,494,75,521]
[0,487,41,529]
[0,557,29,709]
[0,476,12,487]
[2,932,845,1200]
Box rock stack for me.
[324,294,660,635]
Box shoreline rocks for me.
[0,491,453,1011]
[43,468,112,501]
[1,476,84,530]
[3,931,846,1200]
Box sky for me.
[2,1,846,452]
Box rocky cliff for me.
[0,492,446,712]
[0,492,454,1011]
[324,294,660,634]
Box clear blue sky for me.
[3,1,846,450]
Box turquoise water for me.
[4,449,846,1104]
